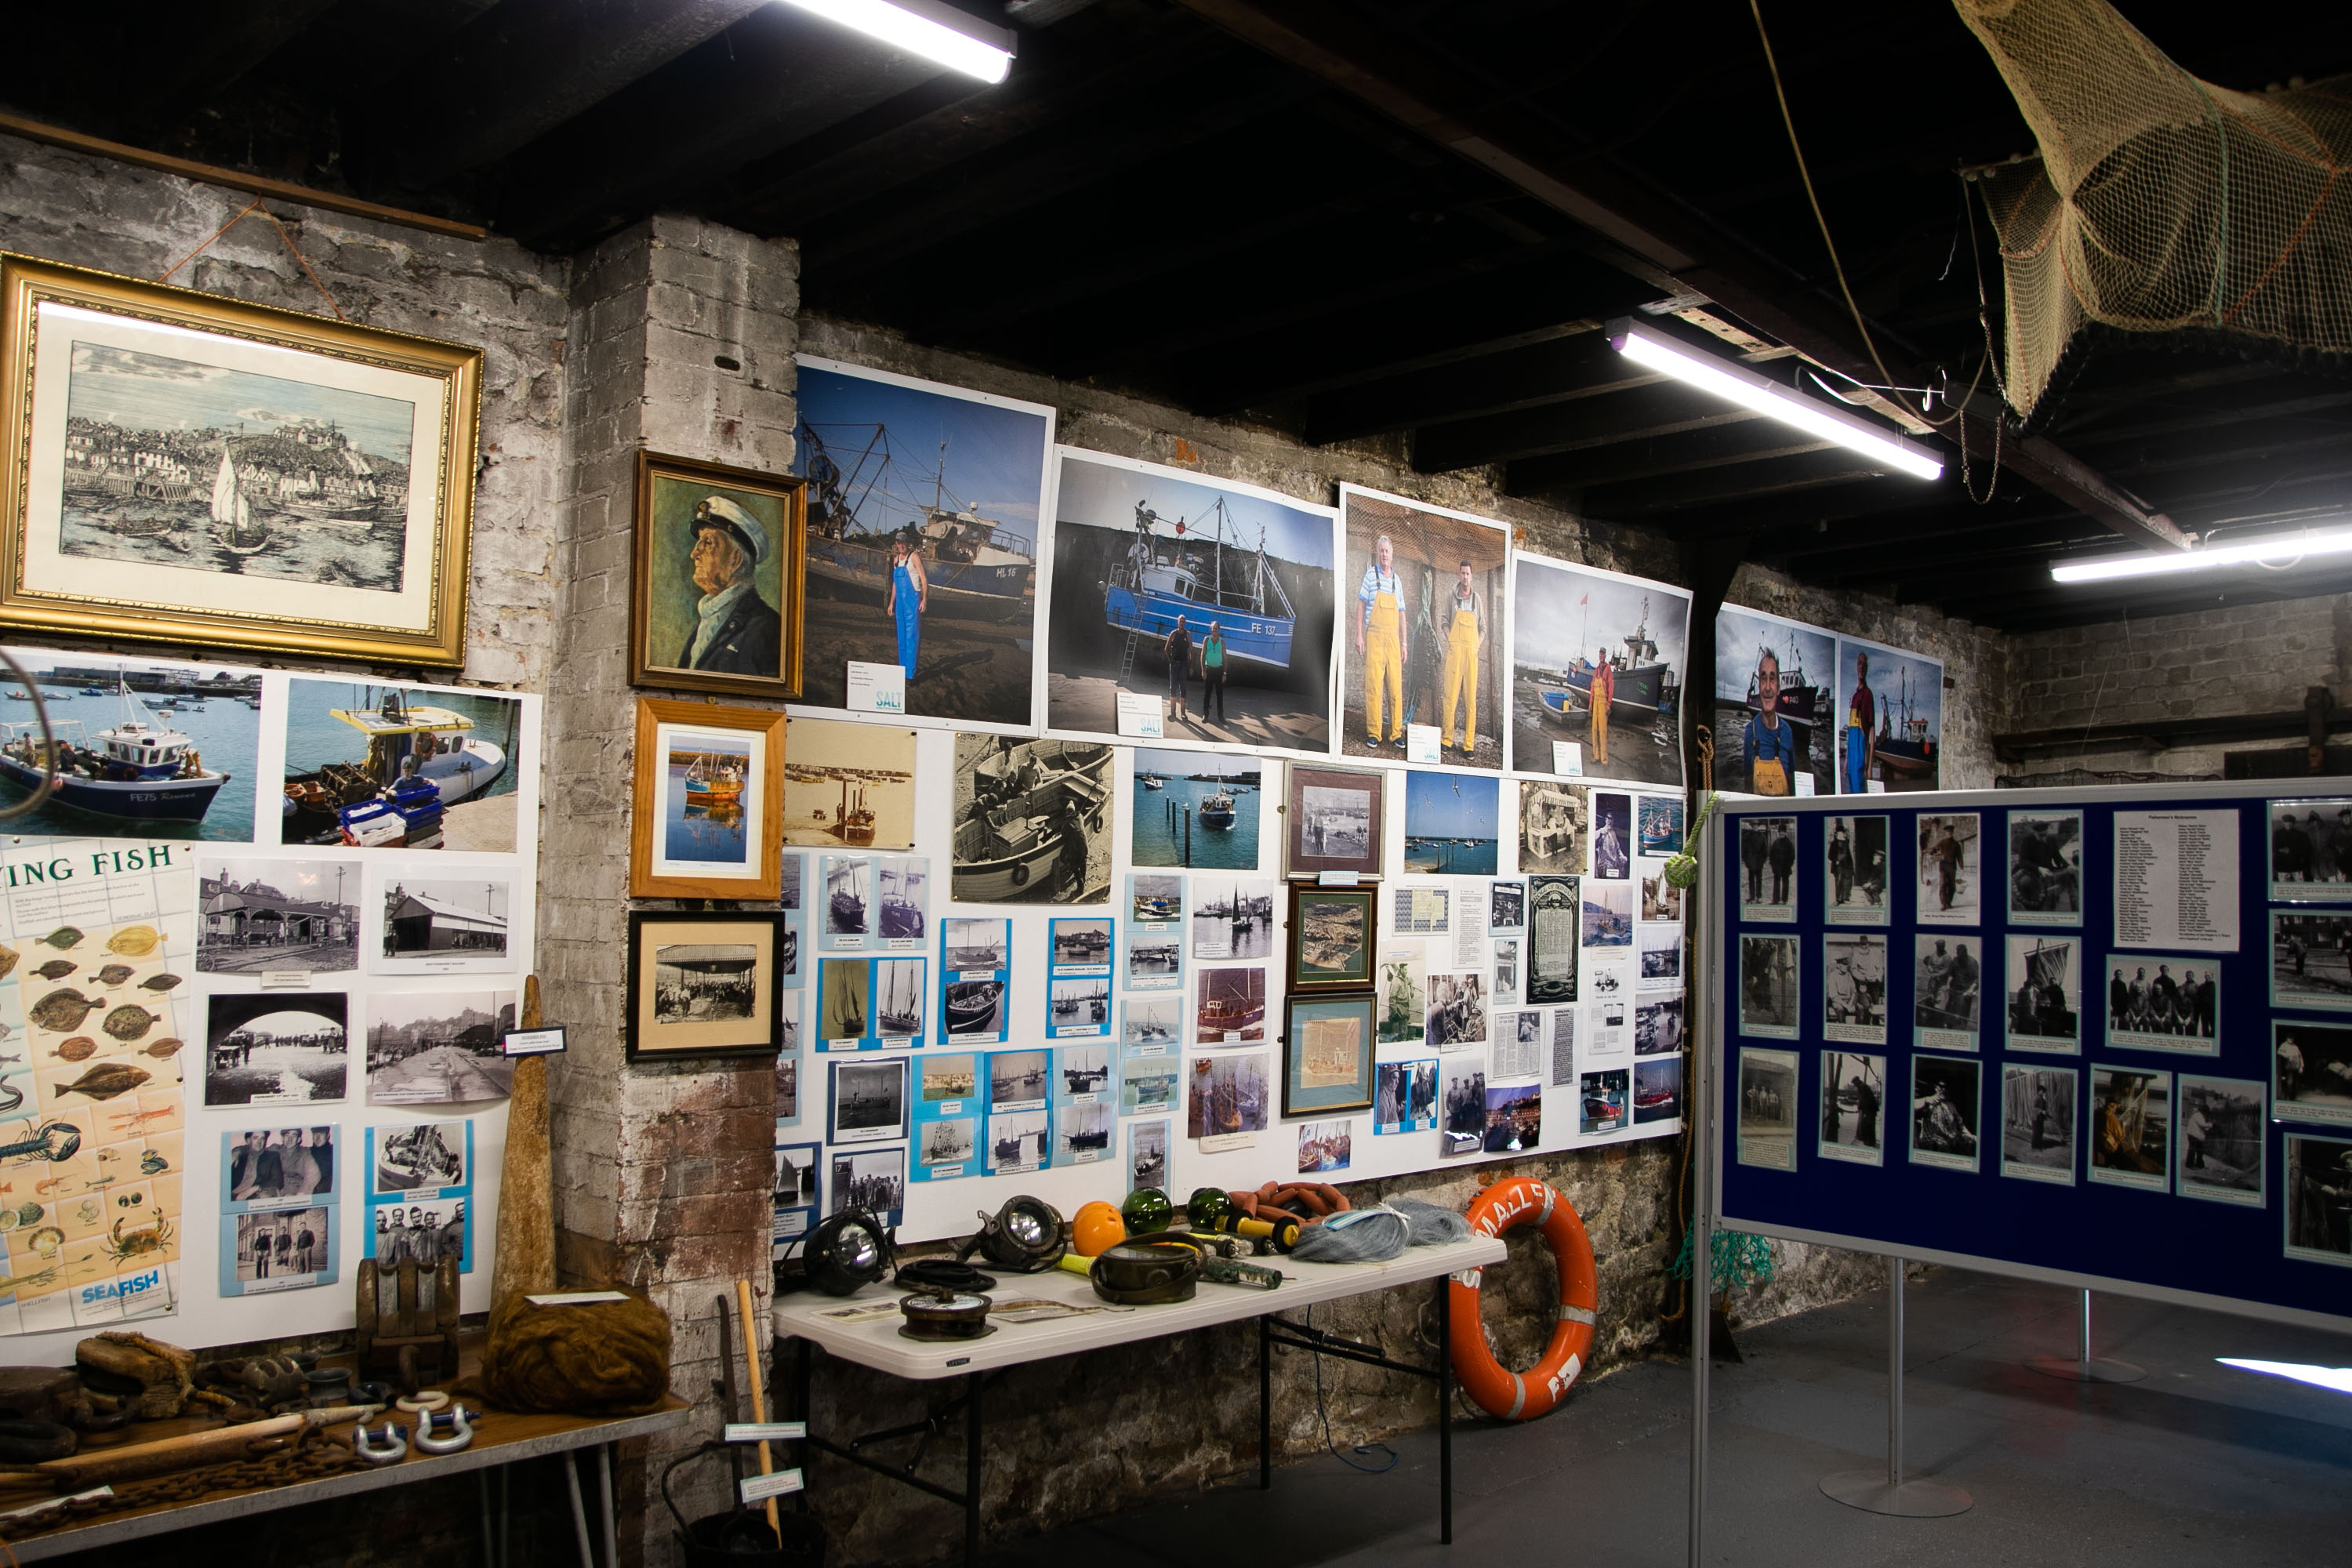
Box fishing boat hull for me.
[684,779,743,805]
[951,743,1111,901]
[804,535,1035,621]
[1874,739,1934,778]
[0,750,225,822]
[1105,584,1292,670]
[945,981,1004,1032]
[1537,661,1670,720]
[1199,805,1236,829]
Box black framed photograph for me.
[624,910,786,1062]
[1283,763,1385,880]
[1281,993,1376,1117]
[1287,883,1375,993]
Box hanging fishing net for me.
[1954,0,2352,421]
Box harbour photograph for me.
[1130,747,1260,869]
[1191,881,1276,961]
[783,717,916,849]
[792,361,1051,727]
[1509,555,1690,788]
[281,679,520,852]
[661,733,755,866]
[0,652,259,841]
[1403,771,1498,876]
[1835,637,1945,794]
[1045,452,1337,752]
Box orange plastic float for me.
[1070,1201,1127,1258]
[1448,1177,1599,1421]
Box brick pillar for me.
[543,214,799,1566]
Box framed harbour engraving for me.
[0,252,484,666]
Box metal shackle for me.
[354,1422,409,1465]
[413,1406,477,1454]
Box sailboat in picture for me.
[211,453,272,556]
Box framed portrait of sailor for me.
[630,449,807,699]
[0,251,481,666]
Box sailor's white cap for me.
[691,495,768,566]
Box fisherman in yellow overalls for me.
[1438,559,1485,757]
[1356,534,1407,749]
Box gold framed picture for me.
[630,698,788,901]
[0,251,482,666]
[631,450,807,699]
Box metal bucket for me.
[663,1442,826,1568]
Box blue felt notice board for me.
[1713,782,2352,1333]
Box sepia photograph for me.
[829,1147,906,1224]
[2007,810,2082,924]
[953,735,1112,903]
[281,680,521,853]
[365,990,517,1105]
[989,1049,1049,1112]
[224,1125,339,1206]
[1640,870,1682,923]
[1737,815,1797,920]
[2006,935,2081,1053]
[205,995,348,1107]
[1284,764,1385,880]
[1440,1059,1487,1157]
[1818,1051,1886,1165]
[828,1058,909,1145]
[1489,881,1525,931]
[1375,1058,1439,1131]
[1910,1054,1981,1172]
[1519,782,1585,873]
[1737,1048,1798,1169]
[2267,798,2352,901]
[225,1208,335,1294]
[1998,1065,2077,1184]
[1714,605,1835,797]
[784,717,917,851]
[2284,1134,2352,1266]
[1425,971,1488,1050]
[1581,1069,1628,1135]
[922,1053,978,1105]
[1338,486,1508,768]
[200,860,358,973]
[1048,451,1337,750]
[2105,956,2220,1053]
[1527,876,1580,1004]
[1509,553,1690,787]
[2274,1021,2352,1127]
[1188,1051,1271,1138]
[1835,638,1943,793]
[1131,749,1261,872]
[790,359,1051,725]
[2176,1074,2265,1206]
[1914,935,1984,1050]
[1282,994,1375,1116]
[1582,881,1633,949]
[2089,1065,2172,1190]
[1588,792,1632,880]
[2271,910,2352,1012]
[629,911,782,1062]
[1824,815,1889,924]
[369,1120,466,1196]
[376,874,512,975]
[1194,966,1267,1044]
[1739,935,1799,1039]
[1822,932,1888,1045]
[1915,814,1980,924]
[1128,1120,1171,1194]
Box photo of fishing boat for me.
[782,717,916,848]
[1131,748,1260,870]
[1191,883,1275,961]
[952,736,1112,904]
[943,978,1004,1037]
[659,733,754,869]
[280,680,517,851]
[0,663,251,837]
[1835,638,1945,793]
[1194,966,1266,1042]
[1511,555,1691,788]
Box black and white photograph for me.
[1914,934,1983,1051]
[1527,876,1580,1004]
[1998,1065,2077,1185]
[370,1120,466,1196]
[820,855,873,950]
[829,1147,906,1225]
[1589,793,1632,880]
[365,990,518,1105]
[2268,798,2352,901]
[1122,996,1183,1053]
[1638,924,1681,991]
[205,995,349,1107]
[1047,976,1111,1039]
[828,1058,909,1145]
[1737,816,1797,920]
[1737,1047,1798,1170]
[1909,1054,1982,1173]
[375,875,514,975]
[1634,1057,1681,1124]
[2274,1020,2352,1127]
[1057,1043,1114,1104]
[367,1198,468,1271]
[1059,1102,1113,1162]
[1509,553,1690,788]
[1495,1008,1543,1078]
[1128,1120,1170,1195]
[2284,1134,2352,1267]
[1818,1051,1886,1166]
[225,1208,334,1294]
[777,1054,799,1124]
[1823,816,1889,925]
[2177,1075,2265,1207]
[1048,451,1338,750]
[1192,883,1276,963]
[1581,1069,1628,1135]
[2089,1065,2172,1190]
[2105,955,2220,1053]
[942,917,1007,973]
[224,1126,339,1206]
[1915,814,1980,925]
[952,737,1114,905]
[1519,782,1585,873]
[656,942,760,1023]
[2005,934,2081,1054]
[1188,1052,1271,1139]
[989,1049,1050,1112]
[1425,971,1488,1051]
[2007,810,2082,925]
[919,1117,975,1173]
[1822,932,1888,1045]
[1494,939,1520,1007]
[200,861,360,974]
[1440,1059,1486,1158]
[2271,910,2352,1012]
[1634,996,1683,1057]
[1050,916,1114,977]
[1489,881,1525,932]
[1376,1059,1439,1131]
[1738,934,1799,1040]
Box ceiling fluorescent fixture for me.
[779,0,1015,82]
[2051,524,2352,584]
[1605,317,1944,482]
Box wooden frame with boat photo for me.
[1285,883,1376,995]
[0,252,481,667]
[630,449,808,700]
[629,697,787,901]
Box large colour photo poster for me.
[1508,554,1690,789]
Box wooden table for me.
[0,1339,690,1566]
[771,1234,1505,1566]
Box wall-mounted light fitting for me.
[779,0,1016,83]
[2051,524,2352,584]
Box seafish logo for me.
[81,1266,164,1306]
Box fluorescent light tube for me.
[2050,525,2352,583]
[1606,318,1944,482]
[779,0,1015,82]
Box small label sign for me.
[502,1026,567,1058]
[1115,691,1164,739]
[1405,724,1440,764]
[1793,772,1816,797]
[725,1421,807,1443]
[740,1470,805,1504]
[1552,741,1584,777]
[1316,870,1359,887]
[525,1290,630,1306]
[260,970,313,991]
[847,661,906,714]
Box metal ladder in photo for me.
[1116,626,1142,684]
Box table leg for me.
[499,1461,511,1568]
[1258,1313,1272,1491]
[598,1443,616,1568]
[965,1370,983,1568]
[1436,1276,1453,1545]
[564,1450,595,1568]
[477,1468,497,1568]
[793,1335,814,1510]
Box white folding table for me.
[771,1234,1506,1565]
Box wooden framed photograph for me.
[1287,883,1375,993]
[1283,762,1385,880]
[625,910,786,1062]
[1282,993,1376,1117]
[0,251,482,666]
[632,450,807,698]
[630,699,787,900]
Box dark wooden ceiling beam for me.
[1559,450,1893,517]
[1304,325,1619,445]
[1501,422,1832,494]
[1406,368,1755,473]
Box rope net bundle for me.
[1956,0,2352,421]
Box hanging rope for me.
[155,198,347,321]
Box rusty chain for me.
[0,1430,365,1541]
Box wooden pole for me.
[735,1278,780,1535]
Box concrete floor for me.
[997,1269,2352,1567]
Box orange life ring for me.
[1449,1177,1599,1421]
